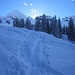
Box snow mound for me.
[0,25,75,75]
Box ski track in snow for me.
[0,25,75,75]
[6,30,62,75]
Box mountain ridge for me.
[0,10,75,26]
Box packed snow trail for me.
[0,25,75,75]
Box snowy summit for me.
[6,10,27,19]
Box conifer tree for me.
[50,15,57,37]
[63,25,66,34]
[68,17,75,40]
[65,26,69,35]
[35,18,41,31]
[13,18,19,27]
[26,18,31,30]
[46,19,50,34]
[41,14,47,32]
[0,19,1,23]
[57,18,62,38]
[20,19,24,28]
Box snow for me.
[28,16,35,25]
[6,10,27,20]
[0,16,6,24]
[61,16,75,26]
[62,34,68,41]
[61,19,69,26]
[0,25,75,75]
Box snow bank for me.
[0,25,75,75]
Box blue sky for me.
[0,0,75,18]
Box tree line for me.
[0,14,75,41]
[35,14,62,38]
[13,14,75,41]
[13,18,32,30]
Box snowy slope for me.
[0,25,75,75]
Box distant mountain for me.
[28,16,35,25]
[61,16,75,26]
[0,10,35,26]
[6,10,27,19]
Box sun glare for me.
[30,14,38,19]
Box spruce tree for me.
[63,25,66,34]
[57,18,62,38]
[0,19,1,23]
[46,19,50,34]
[20,19,24,28]
[35,18,41,31]
[13,18,19,27]
[68,17,75,40]
[41,14,47,32]
[26,18,31,30]
[65,26,69,35]
[50,15,57,37]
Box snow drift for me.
[0,25,75,75]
